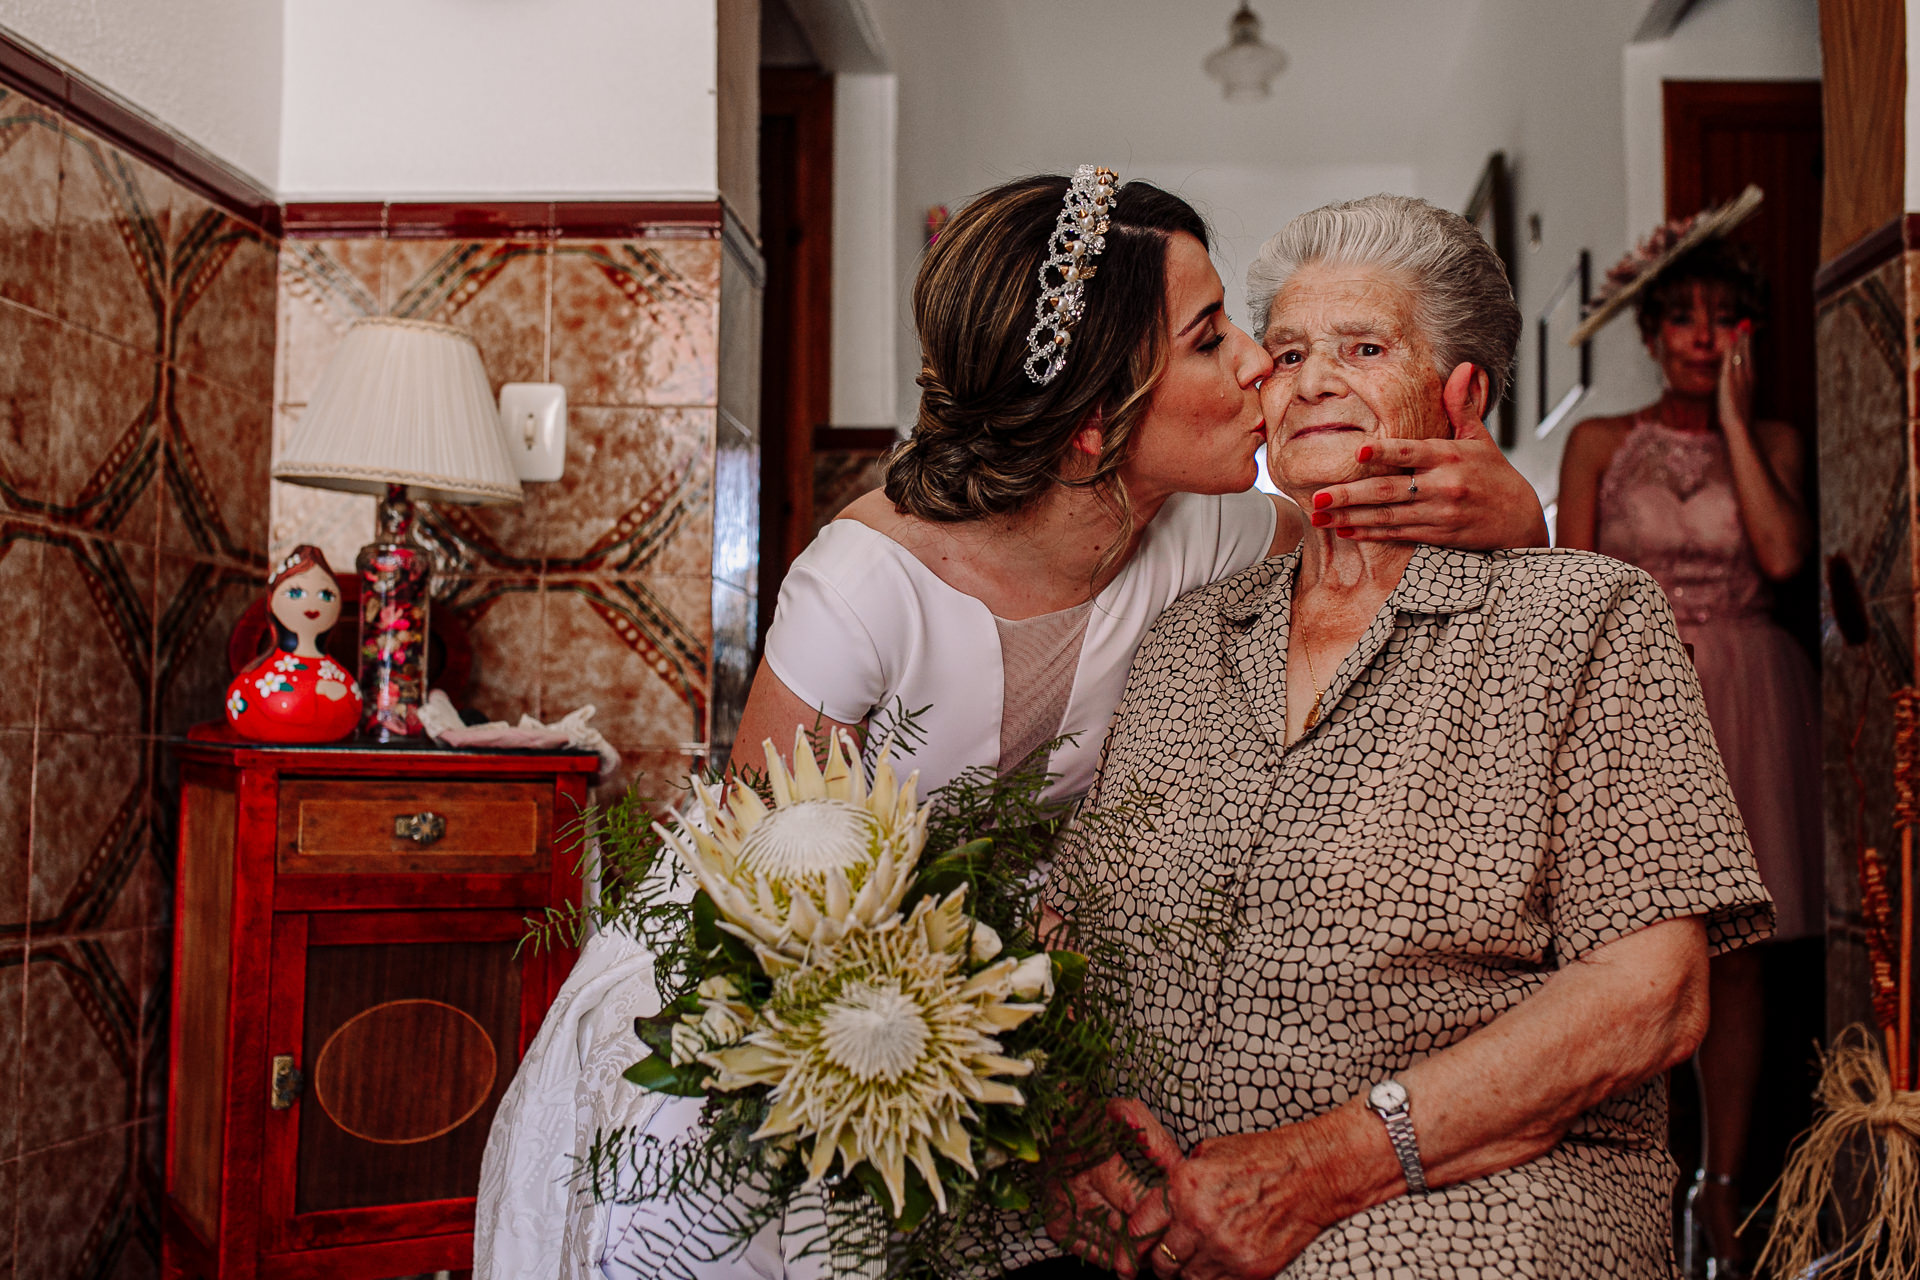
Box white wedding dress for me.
[473,882,823,1279]
[473,492,1278,1278]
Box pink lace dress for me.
[1596,418,1821,939]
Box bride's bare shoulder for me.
[829,489,961,578]
[835,488,902,532]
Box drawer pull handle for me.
[270,1055,304,1110]
[394,811,447,846]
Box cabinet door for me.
[261,909,537,1259]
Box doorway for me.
[758,65,835,647]
[1665,80,1823,437]
[1661,76,1824,1264]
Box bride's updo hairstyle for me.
[885,174,1210,523]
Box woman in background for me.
[1557,230,1818,1279]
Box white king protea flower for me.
[656,729,929,963]
[701,886,1048,1217]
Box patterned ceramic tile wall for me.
[0,84,275,1279]
[1815,252,1913,1044]
[272,226,723,806]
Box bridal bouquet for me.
[541,718,1159,1275]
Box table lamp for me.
[273,317,524,741]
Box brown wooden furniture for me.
[162,729,597,1280]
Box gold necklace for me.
[1297,632,1328,732]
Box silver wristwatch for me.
[1367,1079,1430,1195]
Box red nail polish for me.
[1357,445,1374,462]
[1336,527,1354,538]
[1312,492,1331,510]
[1311,511,1330,527]
[1738,319,1753,335]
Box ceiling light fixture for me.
[1203,3,1287,103]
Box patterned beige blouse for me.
[1058,544,1774,1279]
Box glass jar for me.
[356,488,432,740]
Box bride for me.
[475,167,1547,1280]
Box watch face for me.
[1370,1080,1408,1111]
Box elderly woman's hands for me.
[1114,1101,1379,1280]
[1312,363,1547,549]
[1042,1101,1172,1278]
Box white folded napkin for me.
[419,688,620,777]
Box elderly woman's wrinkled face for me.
[1259,263,1449,495]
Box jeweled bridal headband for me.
[1023,164,1121,385]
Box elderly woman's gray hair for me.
[1247,194,1522,395]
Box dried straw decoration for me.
[1755,691,1918,1276]
[1750,1030,1920,1279]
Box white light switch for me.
[498,383,567,482]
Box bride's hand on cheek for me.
[1312,363,1548,549]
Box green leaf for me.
[983,1109,1042,1162]
[933,836,996,864]
[621,1050,707,1096]
[691,891,721,952]
[982,1169,1032,1211]
[632,1015,673,1057]
[908,838,995,901]
[1049,949,1089,994]
[893,1166,938,1232]
[718,927,757,970]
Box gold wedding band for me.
[1158,1241,1182,1266]
[1732,354,1744,366]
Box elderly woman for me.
[1043,195,1773,1280]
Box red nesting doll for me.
[224,545,363,743]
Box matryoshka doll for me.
[225,545,363,743]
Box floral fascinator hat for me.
[1568,183,1763,348]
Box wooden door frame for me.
[759,68,835,599]
[1664,79,1825,216]
[1662,77,1823,440]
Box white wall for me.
[279,0,719,200]
[1909,0,1920,207]
[831,73,899,427]
[0,0,282,184]
[1413,0,1649,501]
[1624,0,1822,237]
[858,0,1477,429]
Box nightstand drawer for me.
[278,778,552,875]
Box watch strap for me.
[1372,1087,1429,1195]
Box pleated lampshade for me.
[274,317,524,505]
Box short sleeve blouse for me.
[1045,544,1773,1278]
[761,489,1278,801]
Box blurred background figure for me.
[1558,223,1819,1280]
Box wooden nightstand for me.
[161,729,598,1280]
